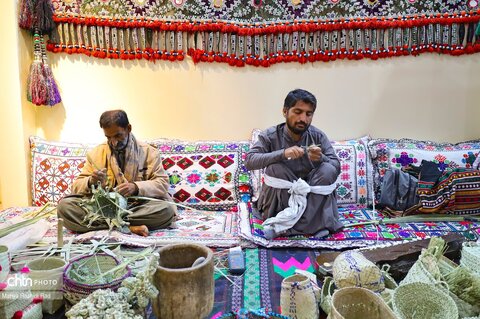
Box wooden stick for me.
[57,218,64,248]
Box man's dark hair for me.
[99,110,130,129]
[283,89,317,111]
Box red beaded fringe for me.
[47,10,480,67]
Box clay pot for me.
[152,243,214,319]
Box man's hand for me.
[116,182,138,197]
[90,168,107,187]
[284,146,305,160]
[307,145,322,162]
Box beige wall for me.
[1,0,480,207]
[0,1,35,209]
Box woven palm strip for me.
[393,282,458,319]
[330,287,396,319]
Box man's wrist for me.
[131,182,139,195]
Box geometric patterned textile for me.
[47,1,480,66]
[30,136,252,210]
[149,139,252,210]
[417,168,480,215]
[30,136,92,206]
[368,138,480,198]
[249,130,372,208]
[238,202,480,249]
[208,248,320,317]
[0,205,242,248]
[331,136,372,207]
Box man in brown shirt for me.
[57,110,176,236]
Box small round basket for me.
[392,282,458,319]
[330,287,397,319]
[63,253,131,305]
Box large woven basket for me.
[63,253,131,305]
[392,282,458,319]
[329,287,397,319]
[461,241,480,276]
[399,252,445,290]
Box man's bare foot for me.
[129,225,149,237]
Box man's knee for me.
[309,162,339,185]
[57,197,78,218]
[264,162,294,180]
[148,204,177,230]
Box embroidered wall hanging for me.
[44,1,480,66]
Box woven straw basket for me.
[329,287,396,319]
[280,274,319,319]
[399,252,445,290]
[63,253,131,305]
[461,241,480,276]
[392,282,458,319]
[27,257,66,314]
[332,251,384,292]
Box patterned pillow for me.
[331,137,372,207]
[30,136,92,206]
[368,138,480,196]
[149,140,252,210]
[249,129,372,207]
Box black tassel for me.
[35,0,56,34]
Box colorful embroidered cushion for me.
[249,130,372,207]
[332,137,372,207]
[149,140,252,210]
[30,136,92,206]
[368,138,480,197]
[30,136,252,209]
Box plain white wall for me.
[2,0,480,207]
[37,53,480,145]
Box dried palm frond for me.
[0,203,55,238]
[79,184,130,232]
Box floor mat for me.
[0,206,242,248]
[238,203,480,249]
[208,248,320,318]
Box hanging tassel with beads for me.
[18,0,36,30]
[40,35,61,106]
[27,30,47,106]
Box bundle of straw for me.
[0,203,55,238]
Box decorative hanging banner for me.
[47,0,480,67]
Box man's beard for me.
[110,135,129,151]
[287,121,309,135]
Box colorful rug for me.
[208,248,320,318]
[238,203,480,249]
[0,205,242,248]
[46,0,480,66]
